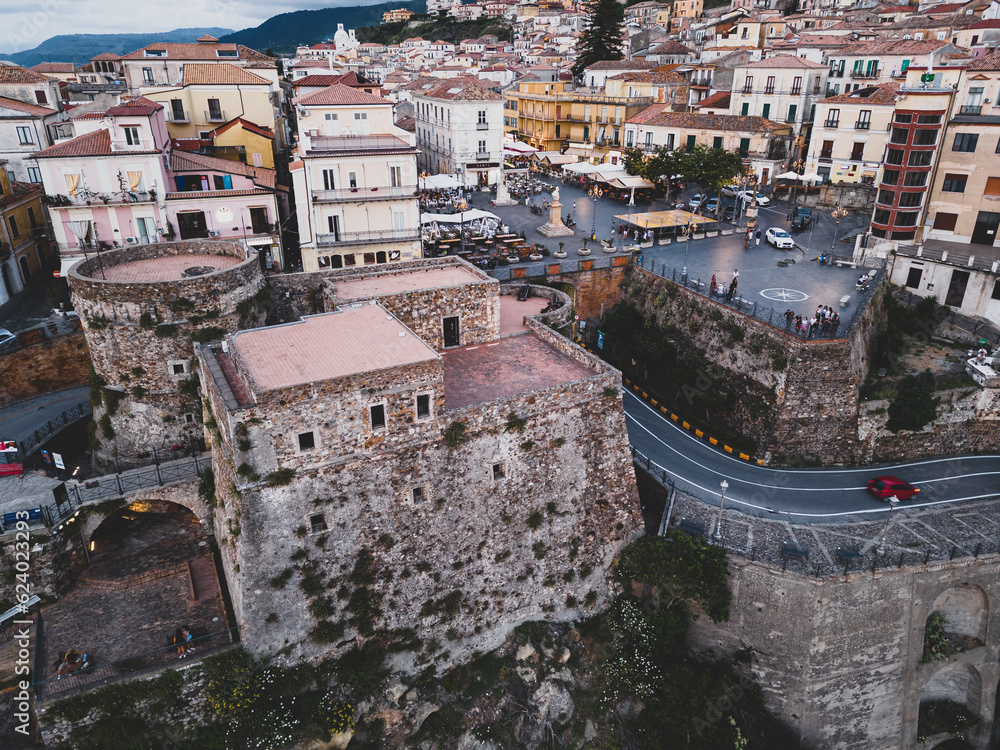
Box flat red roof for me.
[330,266,485,299]
[233,305,439,391]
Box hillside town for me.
[2,0,1000,748]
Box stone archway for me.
[924,584,989,662]
[920,663,983,742]
[80,481,211,544]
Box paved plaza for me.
[467,175,876,323]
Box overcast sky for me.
[2,0,384,52]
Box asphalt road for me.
[0,387,89,446]
[623,389,1000,523]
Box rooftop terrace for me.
[329,264,486,300]
[97,254,244,282]
[232,305,439,391]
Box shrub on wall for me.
[886,372,939,433]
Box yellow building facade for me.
[0,163,50,302]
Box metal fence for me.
[34,619,241,702]
[62,452,209,510]
[631,255,886,340]
[891,287,1000,347]
[632,448,1000,579]
[487,253,621,280]
[14,400,91,459]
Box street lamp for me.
[589,184,603,241]
[830,205,848,251]
[876,495,900,555]
[457,197,469,255]
[681,218,694,281]
[714,480,729,541]
[788,158,804,217]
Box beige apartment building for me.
[119,36,277,92]
[730,56,829,139]
[674,0,703,19]
[141,63,285,165]
[925,52,1000,248]
[805,83,899,185]
[504,80,652,158]
[291,84,421,272]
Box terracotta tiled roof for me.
[967,50,1000,69]
[72,111,107,120]
[290,72,376,88]
[197,34,220,42]
[91,52,122,61]
[170,150,276,189]
[105,96,162,116]
[971,19,1000,28]
[121,43,273,62]
[844,39,952,55]
[182,63,270,86]
[209,117,275,140]
[0,96,57,117]
[649,41,695,55]
[627,103,787,132]
[925,2,964,11]
[585,59,659,71]
[394,115,416,131]
[29,62,74,74]
[606,70,686,84]
[298,83,388,106]
[692,91,732,109]
[822,82,899,105]
[0,64,50,84]
[34,129,159,158]
[738,54,827,69]
[417,76,503,100]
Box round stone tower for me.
[68,240,267,466]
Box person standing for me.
[732,268,739,284]
[710,274,718,296]
[755,229,762,247]
[784,309,793,330]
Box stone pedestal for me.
[493,178,515,206]
[537,198,574,237]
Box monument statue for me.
[553,186,560,203]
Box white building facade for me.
[413,77,505,187]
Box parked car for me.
[722,205,736,221]
[765,227,795,249]
[0,329,17,354]
[705,198,720,213]
[866,475,921,501]
[688,194,706,211]
[721,184,738,197]
[796,206,813,219]
[738,190,770,206]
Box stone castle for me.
[68,242,643,665]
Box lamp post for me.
[682,218,694,282]
[876,496,900,555]
[830,205,848,251]
[589,184,602,241]
[788,158,804,218]
[714,480,729,541]
[457,197,468,255]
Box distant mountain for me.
[0,28,234,68]
[218,2,426,52]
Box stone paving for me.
[498,295,548,335]
[97,253,243,282]
[40,508,225,683]
[467,176,873,321]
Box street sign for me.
[597,331,604,350]
[53,452,65,470]
[40,450,52,465]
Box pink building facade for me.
[31,97,285,276]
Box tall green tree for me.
[571,0,625,79]
[680,145,745,212]
[623,147,646,176]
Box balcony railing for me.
[110,139,155,151]
[311,185,417,202]
[205,109,226,122]
[764,87,774,95]
[316,227,421,247]
[890,70,906,78]
[855,121,871,130]
[823,120,839,128]
[476,122,489,130]
[819,152,833,161]
[958,105,983,116]
[306,134,413,153]
[475,152,490,160]
[851,69,880,79]
[167,110,188,122]
[742,86,753,94]
[790,87,801,96]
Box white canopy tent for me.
[503,139,537,155]
[419,174,462,190]
[800,173,822,182]
[774,171,802,180]
[421,208,500,224]
[562,162,604,175]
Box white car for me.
[0,329,17,353]
[721,185,738,197]
[738,191,770,206]
[688,194,706,210]
[766,227,795,249]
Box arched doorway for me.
[920,663,982,743]
[18,256,30,283]
[39,498,229,691]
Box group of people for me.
[709,270,740,302]
[175,626,195,658]
[784,305,841,338]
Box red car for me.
[867,475,920,501]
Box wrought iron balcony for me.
[311,185,417,202]
[316,227,421,247]
[958,105,983,116]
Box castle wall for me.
[214,381,642,669]
[67,241,265,461]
